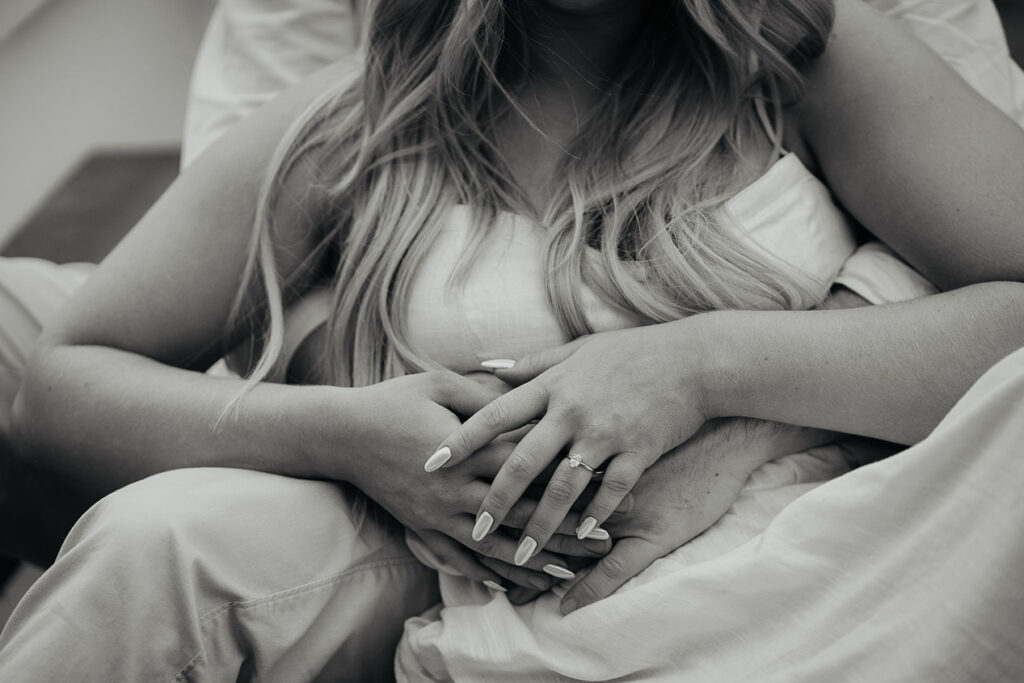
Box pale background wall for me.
[0,0,213,245]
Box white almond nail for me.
[586,527,611,541]
[543,564,576,580]
[472,511,494,542]
[514,536,537,566]
[576,516,597,540]
[483,580,507,592]
[424,446,451,472]
[480,359,516,370]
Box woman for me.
[1,0,1023,680]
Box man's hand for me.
[558,418,837,613]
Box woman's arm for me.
[11,62,358,496]
[705,0,1024,441]
[11,61,600,591]
[699,282,1024,444]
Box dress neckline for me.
[457,152,811,227]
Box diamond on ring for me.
[566,453,596,473]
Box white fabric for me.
[181,0,361,168]
[403,154,857,375]
[835,241,941,304]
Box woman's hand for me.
[334,371,609,591]
[427,320,711,569]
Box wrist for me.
[685,311,749,421]
[286,384,363,481]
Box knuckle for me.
[602,473,635,496]
[504,452,535,480]
[599,552,630,581]
[557,398,586,424]
[447,430,472,457]
[482,399,514,431]
[484,489,511,512]
[545,478,578,506]
[572,578,602,603]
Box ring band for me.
[566,453,604,476]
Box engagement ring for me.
[566,453,603,476]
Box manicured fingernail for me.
[480,359,516,370]
[424,446,451,472]
[483,580,507,592]
[575,516,597,540]
[472,511,494,542]
[543,564,576,580]
[561,598,578,615]
[514,536,537,566]
[586,527,610,541]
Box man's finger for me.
[559,537,657,614]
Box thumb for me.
[432,372,501,417]
[482,336,590,385]
[559,537,655,614]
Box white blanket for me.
[396,348,1024,682]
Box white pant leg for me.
[0,467,438,682]
[0,257,94,563]
[0,257,93,435]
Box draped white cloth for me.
[397,348,1024,682]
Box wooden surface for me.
[1,149,179,263]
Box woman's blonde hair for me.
[232,0,836,389]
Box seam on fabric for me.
[171,556,432,681]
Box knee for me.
[64,467,412,580]
[68,468,242,559]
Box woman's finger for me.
[574,453,647,539]
[560,537,658,614]
[504,585,546,606]
[428,371,502,418]
[427,382,548,472]
[514,445,612,566]
[462,441,518,480]
[543,532,611,559]
[413,530,504,588]
[468,418,570,542]
[460,487,610,556]
[475,554,558,592]
[450,516,580,577]
[503,500,585,536]
[480,336,590,386]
